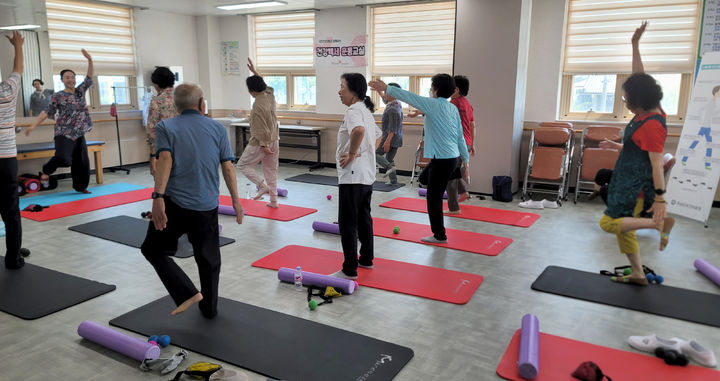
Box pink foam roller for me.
[312,221,340,235]
[278,267,356,294]
[518,314,539,379]
[77,320,160,361]
[418,188,447,199]
[694,259,720,286]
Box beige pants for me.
[236,141,279,201]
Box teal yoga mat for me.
[19,183,145,210]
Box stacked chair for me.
[573,125,623,203]
[522,122,575,205]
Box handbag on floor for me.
[492,175,513,202]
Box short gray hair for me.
[173,83,203,112]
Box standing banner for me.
[314,35,367,67]
[667,52,720,224]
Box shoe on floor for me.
[519,200,544,209]
[19,248,30,257]
[420,235,448,244]
[675,338,717,367]
[628,333,681,353]
[331,270,358,280]
[358,263,374,269]
[541,199,559,209]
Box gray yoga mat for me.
[286,173,405,192]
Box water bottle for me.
[294,266,303,291]
[245,183,252,199]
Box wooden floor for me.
[2,163,719,381]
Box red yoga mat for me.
[253,245,484,304]
[380,197,540,228]
[497,330,720,381]
[370,217,511,256]
[219,195,316,221]
[20,188,153,221]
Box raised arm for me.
[369,80,434,114]
[82,49,94,78]
[631,21,647,74]
[247,58,261,78]
[6,31,24,74]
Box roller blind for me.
[372,1,456,75]
[564,0,701,74]
[46,0,136,75]
[253,12,315,71]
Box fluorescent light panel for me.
[217,1,286,11]
[0,24,40,30]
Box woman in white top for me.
[333,73,381,280]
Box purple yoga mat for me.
[278,267,356,294]
[312,221,340,235]
[694,259,720,287]
[78,320,160,361]
[417,188,447,199]
[518,314,539,379]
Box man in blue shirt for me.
[142,83,243,319]
[375,83,404,185]
[370,75,469,243]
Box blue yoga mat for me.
[19,183,146,210]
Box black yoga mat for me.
[532,266,720,327]
[110,296,413,380]
[69,215,235,259]
[285,173,405,192]
[0,259,115,320]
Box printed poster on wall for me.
[221,41,241,75]
[667,52,720,223]
[314,35,367,67]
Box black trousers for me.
[338,184,374,277]
[141,198,221,318]
[0,158,23,269]
[42,135,90,192]
[424,157,460,240]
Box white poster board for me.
[221,41,241,75]
[314,35,368,67]
[666,52,720,223]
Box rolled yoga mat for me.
[78,320,160,361]
[312,221,340,235]
[694,259,720,287]
[278,267,356,294]
[518,314,539,379]
[418,188,447,199]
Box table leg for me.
[94,151,103,184]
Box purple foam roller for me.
[77,320,160,361]
[218,205,236,216]
[694,259,720,286]
[418,188,447,199]
[278,267,356,294]
[277,188,288,197]
[518,313,539,379]
[312,221,340,235]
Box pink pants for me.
[236,141,279,201]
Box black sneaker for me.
[20,248,30,257]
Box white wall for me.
[196,15,225,111]
[218,15,252,111]
[315,7,369,114]
[523,0,566,122]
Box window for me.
[98,75,129,105]
[418,77,433,98]
[560,0,700,122]
[252,12,315,109]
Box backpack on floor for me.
[492,176,513,202]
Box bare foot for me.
[458,192,470,203]
[443,209,461,214]
[253,185,269,200]
[266,201,279,209]
[171,292,203,315]
[660,216,675,251]
[611,275,649,286]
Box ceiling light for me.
[0,24,40,30]
[217,1,287,11]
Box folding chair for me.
[410,140,431,187]
[522,123,574,204]
[573,125,623,203]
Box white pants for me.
[236,141,279,201]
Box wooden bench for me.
[16,140,106,184]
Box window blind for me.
[564,0,700,74]
[46,0,136,75]
[372,1,456,75]
[253,12,315,71]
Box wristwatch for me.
[654,189,666,195]
[151,192,165,199]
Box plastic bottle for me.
[294,266,303,291]
[245,183,252,199]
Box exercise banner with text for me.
[667,52,720,223]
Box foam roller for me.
[77,320,160,361]
[20,178,41,193]
[518,314,539,379]
[277,188,288,197]
[694,259,720,287]
[218,205,236,216]
[278,267,356,294]
[312,221,340,235]
[418,188,447,199]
